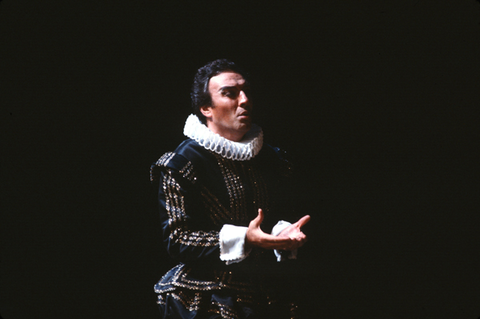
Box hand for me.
[245,209,310,251]
[277,214,310,250]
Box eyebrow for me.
[218,83,250,91]
[219,86,237,91]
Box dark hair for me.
[191,59,248,124]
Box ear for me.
[200,105,212,119]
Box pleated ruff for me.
[183,114,263,161]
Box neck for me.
[205,122,245,142]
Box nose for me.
[238,90,251,106]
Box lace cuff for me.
[219,225,251,265]
[272,220,298,262]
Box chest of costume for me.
[191,150,278,228]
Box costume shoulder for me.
[259,143,294,177]
[149,139,210,184]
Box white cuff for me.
[219,225,251,265]
[272,220,298,262]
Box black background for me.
[1,1,479,318]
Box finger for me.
[251,208,264,227]
[287,230,306,241]
[294,232,306,241]
[294,215,311,228]
[288,236,307,250]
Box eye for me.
[221,89,237,98]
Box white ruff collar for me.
[183,114,263,161]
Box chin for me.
[240,118,252,127]
[240,123,252,132]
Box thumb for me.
[251,208,264,227]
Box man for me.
[151,59,310,318]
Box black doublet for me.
[151,138,296,318]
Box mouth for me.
[238,114,251,123]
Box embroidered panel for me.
[163,173,186,228]
[215,154,248,224]
[170,291,202,311]
[163,171,219,247]
[179,161,196,184]
[169,229,218,247]
[213,154,271,224]
[150,152,197,184]
[154,264,259,293]
[209,301,239,319]
[200,186,232,227]
[149,152,175,182]
[243,160,269,215]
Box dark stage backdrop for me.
[1,1,479,318]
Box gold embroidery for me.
[169,291,202,311]
[164,171,219,247]
[209,301,239,319]
[200,186,231,226]
[164,173,186,228]
[215,154,248,224]
[179,161,196,183]
[154,264,258,293]
[244,160,269,215]
[150,152,175,182]
[170,229,218,247]
[214,153,271,224]
[156,294,166,305]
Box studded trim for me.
[164,171,219,246]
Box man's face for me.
[201,71,253,142]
